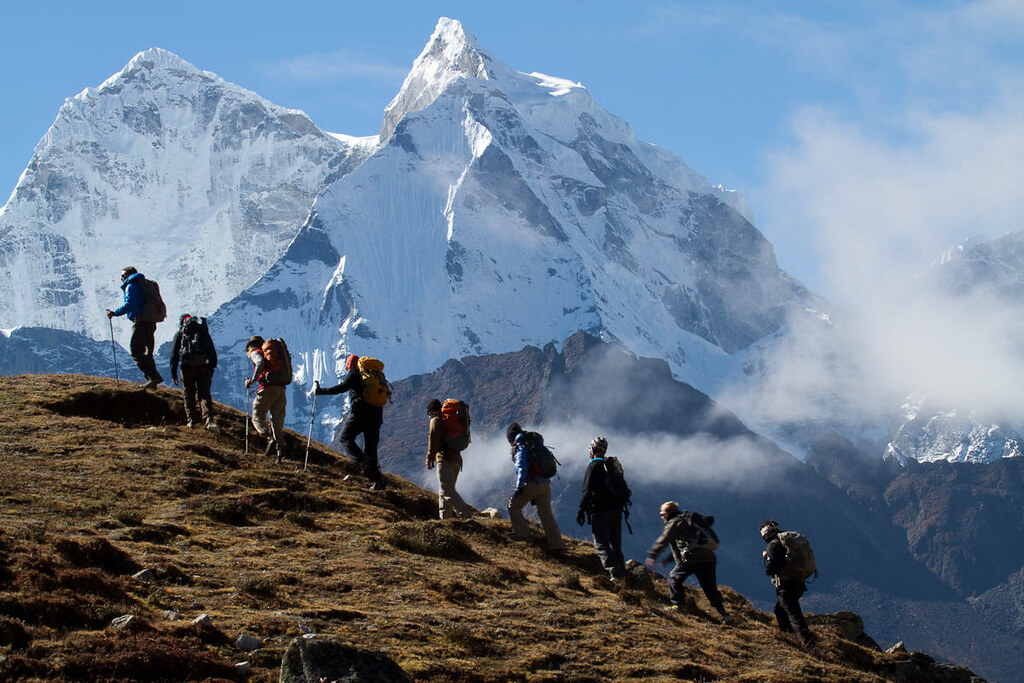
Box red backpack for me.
[440,399,471,452]
[260,338,292,385]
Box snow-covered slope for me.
[884,230,1024,464]
[211,18,813,418]
[0,48,375,348]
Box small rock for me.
[192,613,214,629]
[478,507,502,519]
[132,568,157,582]
[888,641,907,654]
[163,610,181,621]
[299,623,315,634]
[235,661,251,674]
[235,633,262,651]
[109,614,135,630]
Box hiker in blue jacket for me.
[105,266,163,389]
[506,422,565,552]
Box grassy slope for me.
[0,375,970,682]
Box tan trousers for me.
[252,384,286,443]
[508,480,565,551]
[437,458,473,519]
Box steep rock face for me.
[0,48,373,346]
[211,18,814,410]
[0,327,122,377]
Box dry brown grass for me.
[0,375,938,681]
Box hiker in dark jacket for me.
[507,422,565,552]
[646,501,732,625]
[577,436,627,580]
[315,353,385,490]
[244,335,286,462]
[169,314,219,432]
[760,519,814,647]
[425,398,473,519]
[105,266,163,389]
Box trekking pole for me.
[304,382,319,471]
[244,387,251,457]
[108,317,119,384]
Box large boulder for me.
[280,636,413,683]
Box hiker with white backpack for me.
[645,501,732,625]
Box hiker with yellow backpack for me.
[425,398,474,519]
[315,353,391,490]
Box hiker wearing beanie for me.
[506,422,565,553]
[425,398,473,519]
[315,353,389,490]
[244,335,286,462]
[646,501,732,625]
[760,519,815,647]
[105,266,165,390]
[576,436,629,581]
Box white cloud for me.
[257,51,408,84]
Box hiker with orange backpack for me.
[244,335,291,463]
[315,354,390,490]
[425,398,474,519]
[105,266,165,390]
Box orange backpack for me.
[440,399,471,452]
[261,338,292,385]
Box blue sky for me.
[2,0,1023,301]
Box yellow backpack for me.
[357,357,391,407]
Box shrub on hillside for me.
[382,521,477,561]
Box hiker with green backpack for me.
[169,314,219,432]
[425,398,473,519]
[576,437,629,581]
[506,422,565,553]
[105,266,166,390]
[645,501,732,625]
[315,354,390,491]
[244,335,291,463]
[760,519,816,648]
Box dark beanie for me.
[506,422,522,444]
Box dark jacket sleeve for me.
[169,330,182,380]
[764,538,787,576]
[318,368,360,396]
[579,459,604,512]
[647,518,680,559]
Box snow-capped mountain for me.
[0,48,374,349]
[883,229,1024,464]
[210,18,815,425]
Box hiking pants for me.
[508,481,565,551]
[130,320,161,382]
[339,407,382,483]
[181,364,214,423]
[670,560,725,612]
[252,384,286,444]
[774,581,809,635]
[437,456,473,519]
[591,508,626,579]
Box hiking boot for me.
[143,378,160,390]
[185,420,196,429]
[798,631,816,649]
[722,614,734,626]
[205,420,221,434]
[368,480,387,491]
[264,440,277,457]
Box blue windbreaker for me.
[111,272,145,321]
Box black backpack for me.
[680,511,720,551]
[523,432,559,479]
[138,277,167,323]
[179,316,216,368]
[601,456,632,509]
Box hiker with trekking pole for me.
[244,335,292,463]
[105,266,166,390]
[577,437,630,582]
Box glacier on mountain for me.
[0,48,372,351]
[208,18,813,434]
